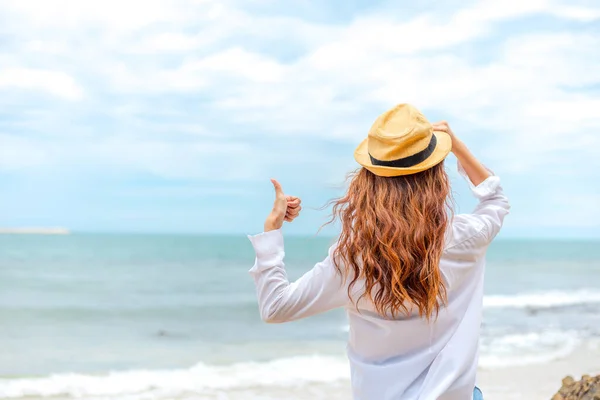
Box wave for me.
[483,289,600,309]
[0,333,587,398]
[342,328,582,368]
[479,330,580,368]
[0,355,349,399]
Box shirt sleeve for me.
[247,229,348,323]
[457,160,511,244]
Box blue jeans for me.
[473,387,484,400]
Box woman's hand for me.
[264,179,302,232]
[432,121,457,148]
[433,121,491,185]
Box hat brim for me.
[354,130,452,177]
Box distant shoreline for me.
[0,227,70,235]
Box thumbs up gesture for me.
[264,179,302,232]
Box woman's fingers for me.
[271,179,285,198]
[285,205,302,222]
[286,196,302,209]
[271,192,301,225]
[264,178,288,232]
[288,205,302,215]
[286,210,301,219]
[432,121,456,141]
[432,124,448,132]
[269,179,287,215]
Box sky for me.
[0,0,599,238]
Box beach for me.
[1,234,599,399]
[1,347,598,399]
[479,342,600,399]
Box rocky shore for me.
[552,374,600,400]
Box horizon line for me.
[2,230,598,241]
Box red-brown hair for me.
[325,162,452,320]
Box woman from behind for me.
[248,104,510,400]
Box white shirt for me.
[248,163,510,400]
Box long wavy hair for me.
[324,161,453,320]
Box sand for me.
[478,340,600,400]
[234,340,600,400]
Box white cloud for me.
[0,68,83,100]
[549,4,600,21]
[0,134,51,170]
[1,0,194,31]
[2,0,598,144]
[191,48,285,83]
[0,0,599,231]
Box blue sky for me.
[0,0,599,238]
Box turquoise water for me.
[1,234,599,398]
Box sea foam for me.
[0,332,586,398]
[0,355,349,399]
[479,330,580,368]
[483,289,600,309]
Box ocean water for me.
[1,234,599,399]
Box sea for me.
[1,234,599,400]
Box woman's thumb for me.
[270,179,284,197]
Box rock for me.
[552,374,600,400]
[564,377,576,386]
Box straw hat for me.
[354,104,452,177]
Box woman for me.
[248,104,510,400]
